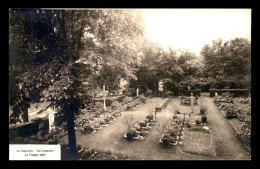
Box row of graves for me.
[213,92,251,149]
[123,98,173,141]
[158,93,210,147]
[73,95,148,135]
[154,98,174,112]
[124,113,156,141]
[158,112,209,147]
[158,116,184,146]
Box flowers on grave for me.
[109,115,114,121]
[161,133,177,146]
[139,120,147,128]
[135,126,147,136]
[195,119,200,125]
[61,122,67,131]
[155,107,162,112]
[146,114,154,122]
[172,118,182,126]
[173,115,178,119]
[111,101,120,110]
[200,108,206,115]
[82,125,94,134]
[123,97,133,104]
[100,120,106,125]
[126,128,138,141]
[94,123,100,129]
[104,117,110,124]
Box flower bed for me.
[124,113,156,141]
[213,93,251,149]
[158,118,184,146]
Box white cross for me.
[190,93,194,112]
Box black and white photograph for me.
[9,8,251,160]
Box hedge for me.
[209,89,249,97]
[182,89,201,97]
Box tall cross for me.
[190,92,194,113]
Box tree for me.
[9,9,147,152]
[122,113,134,131]
[200,38,251,89]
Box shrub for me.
[123,97,133,104]
[161,133,176,145]
[155,107,162,112]
[104,117,110,123]
[100,120,106,125]
[94,123,100,128]
[139,95,146,103]
[209,89,248,97]
[145,89,153,96]
[116,95,126,103]
[226,108,237,119]
[111,101,120,109]
[201,115,207,124]
[165,91,173,96]
[173,115,178,119]
[94,102,104,109]
[106,99,113,106]
[126,128,138,141]
[146,114,154,121]
[58,122,67,131]
[139,121,147,128]
[83,125,94,134]
[200,108,206,115]
[195,119,200,125]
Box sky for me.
[142,9,251,56]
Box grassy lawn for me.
[182,130,216,157]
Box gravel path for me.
[203,97,251,160]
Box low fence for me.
[209,89,249,97]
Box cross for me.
[190,92,194,113]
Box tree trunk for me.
[66,109,76,152]
[154,79,157,92]
[58,11,77,153]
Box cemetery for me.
[9,9,251,160]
